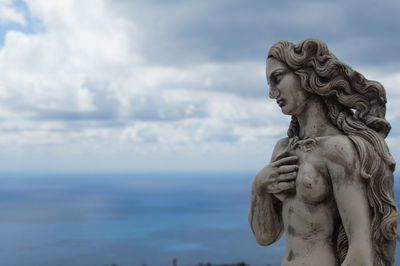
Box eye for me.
[272,72,283,84]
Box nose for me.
[269,86,279,99]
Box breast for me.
[296,161,330,204]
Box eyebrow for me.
[267,67,286,84]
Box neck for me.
[295,96,340,139]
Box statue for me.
[249,38,397,266]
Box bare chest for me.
[285,138,331,204]
[295,160,330,204]
[280,138,339,263]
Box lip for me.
[277,98,285,107]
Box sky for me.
[0,0,400,172]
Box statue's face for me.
[266,58,309,116]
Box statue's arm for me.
[326,136,373,266]
[248,183,283,245]
[248,138,288,245]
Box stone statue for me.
[249,38,397,266]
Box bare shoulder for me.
[271,137,289,160]
[274,137,289,150]
[318,135,360,179]
[320,135,357,160]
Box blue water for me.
[0,172,398,266]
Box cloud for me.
[111,0,400,67]
[0,0,26,26]
[0,0,398,171]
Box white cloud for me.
[0,0,398,171]
[0,0,25,25]
[0,0,143,113]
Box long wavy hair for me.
[268,38,397,266]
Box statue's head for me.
[266,38,391,138]
[266,53,310,117]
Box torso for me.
[277,137,340,266]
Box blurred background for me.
[0,0,399,265]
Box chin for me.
[281,108,292,115]
[281,105,302,116]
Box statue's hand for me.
[253,156,298,200]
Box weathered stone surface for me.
[249,38,397,266]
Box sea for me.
[0,172,399,266]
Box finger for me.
[277,181,296,191]
[273,156,298,167]
[278,165,298,174]
[278,172,297,182]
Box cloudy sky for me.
[1,0,399,172]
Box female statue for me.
[249,38,397,266]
